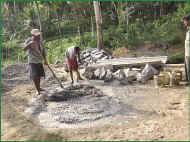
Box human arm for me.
[23,38,33,51]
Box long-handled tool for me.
[38,35,64,88]
[46,63,64,88]
[38,45,64,88]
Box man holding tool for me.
[24,29,48,95]
[183,14,190,82]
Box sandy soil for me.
[1,64,190,141]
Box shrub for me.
[167,52,184,64]
[112,47,129,57]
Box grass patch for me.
[167,52,184,64]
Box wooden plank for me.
[85,56,168,70]
[88,61,163,69]
[96,56,167,64]
[90,56,166,68]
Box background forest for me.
[2,1,190,65]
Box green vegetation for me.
[168,52,184,64]
[2,2,190,65]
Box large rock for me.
[82,68,95,79]
[91,67,108,80]
[99,67,107,80]
[94,68,101,79]
[104,69,113,82]
[93,53,104,60]
[101,56,109,60]
[91,49,99,54]
[83,53,90,58]
[140,64,159,83]
[136,72,142,82]
[113,69,126,80]
[84,56,92,62]
[124,68,138,82]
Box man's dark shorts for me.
[29,63,45,80]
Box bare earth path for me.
[2,65,190,141]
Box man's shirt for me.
[24,37,46,63]
[185,27,190,57]
[65,46,77,60]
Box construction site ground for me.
[2,63,190,141]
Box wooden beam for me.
[87,56,168,70]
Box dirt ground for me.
[1,64,190,141]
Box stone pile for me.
[82,64,159,84]
[80,48,112,66]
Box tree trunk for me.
[56,11,61,37]
[35,1,42,31]
[13,0,16,14]
[112,2,119,25]
[91,15,95,38]
[47,3,50,18]
[160,2,163,17]
[9,1,17,35]
[93,1,104,50]
[35,1,44,45]
[78,25,81,45]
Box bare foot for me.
[35,91,40,96]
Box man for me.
[24,29,48,95]
[65,46,83,84]
[183,15,190,82]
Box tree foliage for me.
[2,1,190,64]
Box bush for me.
[3,39,20,49]
[112,47,129,57]
[167,52,184,64]
[45,38,72,64]
[2,39,27,64]
[103,26,128,49]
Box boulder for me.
[84,56,91,62]
[140,64,159,83]
[104,69,113,82]
[82,67,95,79]
[113,69,126,80]
[100,56,109,60]
[99,67,107,80]
[93,53,104,60]
[94,68,101,79]
[83,53,90,58]
[124,68,138,82]
[91,49,99,54]
[92,67,108,80]
[136,72,142,82]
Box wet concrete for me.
[25,80,160,129]
[25,83,125,128]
